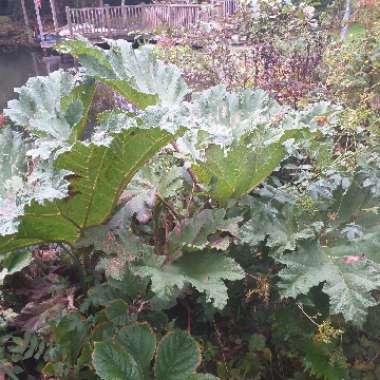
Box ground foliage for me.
[1,1,380,379]
[156,0,328,106]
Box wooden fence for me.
[65,1,239,37]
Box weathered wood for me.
[49,0,59,32]
[66,1,239,37]
[66,6,73,36]
[34,0,44,37]
[105,4,111,36]
[20,0,33,43]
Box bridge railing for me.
[65,1,239,37]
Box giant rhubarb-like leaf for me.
[138,251,244,309]
[181,86,310,205]
[278,241,380,327]
[0,125,178,253]
[277,172,380,326]
[58,38,189,108]
[5,71,96,158]
[0,128,70,241]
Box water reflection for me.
[0,49,71,110]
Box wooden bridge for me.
[63,1,239,38]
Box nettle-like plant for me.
[2,37,380,379]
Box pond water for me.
[0,49,71,111]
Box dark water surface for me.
[0,49,50,111]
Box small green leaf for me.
[93,341,143,380]
[155,330,201,380]
[303,340,348,380]
[186,375,219,380]
[116,322,156,379]
[168,209,241,252]
[53,313,90,365]
[249,334,266,352]
[105,299,130,326]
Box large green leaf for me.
[116,322,156,379]
[0,128,30,236]
[168,209,241,252]
[139,251,245,309]
[55,127,177,229]
[175,86,312,205]
[239,187,322,256]
[58,39,189,108]
[0,128,71,243]
[278,241,380,326]
[0,201,80,253]
[4,71,95,159]
[192,139,288,206]
[155,330,201,380]
[92,341,143,380]
[0,126,178,253]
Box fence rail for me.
[65,1,239,37]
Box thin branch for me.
[59,243,87,291]
[171,142,202,192]
[297,303,319,327]
[157,193,183,221]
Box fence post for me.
[121,0,126,25]
[105,4,111,36]
[65,6,73,36]
[20,0,33,43]
[49,0,59,32]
